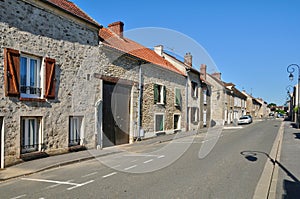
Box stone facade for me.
[0,0,102,166]
[206,73,226,125]
[141,63,186,138]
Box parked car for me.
[238,115,252,125]
[244,115,253,123]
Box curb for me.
[0,151,121,182]
[252,121,284,199]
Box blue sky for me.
[72,0,300,105]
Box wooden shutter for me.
[4,48,20,96]
[154,84,159,104]
[44,58,56,99]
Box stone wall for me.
[0,0,103,166]
[141,64,186,138]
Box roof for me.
[99,27,186,76]
[46,0,100,27]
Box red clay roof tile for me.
[100,27,186,76]
[46,0,100,27]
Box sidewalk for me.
[275,121,300,198]
[0,129,207,181]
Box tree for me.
[268,103,277,111]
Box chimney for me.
[200,64,207,80]
[212,72,221,80]
[154,45,164,57]
[184,52,192,67]
[108,21,124,37]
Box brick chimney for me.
[184,52,192,67]
[212,72,221,80]
[154,45,163,57]
[200,64,207,80]
[108,21,124,37]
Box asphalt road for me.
[0,119,281,199]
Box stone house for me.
[0,0,103,167]
[224,83,247,123]
[99,23,187,141]
[242,91,263,118]
[154,45,211,130]
[206,72,227,126]
[256,98,270,118]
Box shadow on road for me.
[293,133,300,140]
[240,151,300,199]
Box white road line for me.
[112,164,121,168]
[21,178,94,191]
[21,178,78,186]
[102,172,117,178]
[81,172,98,178]
[124,165,137,170]
[131,159,138,163]
[157,155,165,159]
[124,154,158,157]
[10,194,26,199]
[143,159,153,164]
[67,180,94,191]
[46,180,74,189]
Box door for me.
[103,82,131,147]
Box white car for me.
[238,116,252,124]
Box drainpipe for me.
[137,63,142,140]
[186,70,190,132]
[95,99,103,149]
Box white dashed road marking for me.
[10,194,26,199]
[124,165,137,171]
[102,172,117,178]
[143,159,153,164]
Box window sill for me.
[155,103,165,105]
[20,97,46,102]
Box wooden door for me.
[103,82,130,147]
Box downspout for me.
[186,70,190,132]
[137,63,142,140]
[1,118,4,169]
[95,99,103,149]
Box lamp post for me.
[287,64,300,128]
[286,85,294,121]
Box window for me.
[4,48,56,99]
[203,110,207,126]
[20,55,41,98]
[175,88,182,107]
[21,117,41,153]
[203,89,207,105]
[191,107,199,123]
[174,114,181,130]
[154,84,166,104]
[69,116,83,146]
[155,114,164,132]
[191,82,198,98]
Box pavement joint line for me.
[81,172,98,178]
[252,121,284,199]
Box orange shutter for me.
[4,48,20,96]
[44,58,56,99]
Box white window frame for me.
[173,114,181,130]
[203,110,207,126]
[203,89,207,105]
[154,113,164,132]
[157,84,165,104]
[191,81,198,98]
[191,107,199,123]
[21,117,42,153]
[69,116,84,146]
[20,54,43,99]
[174,88,181,107]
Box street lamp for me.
[286,85,294,121]
[287,64,300,128]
